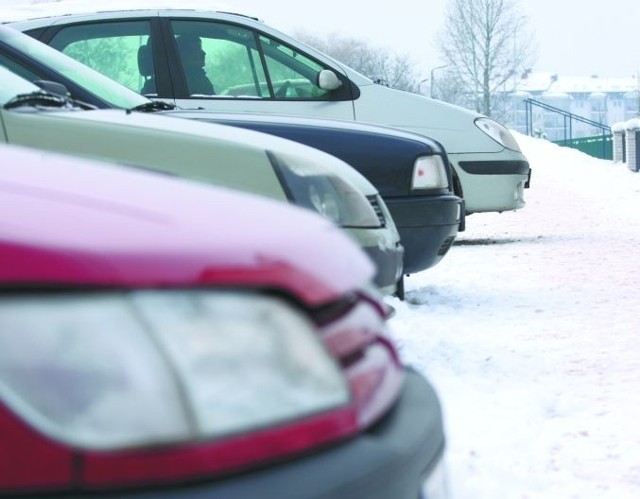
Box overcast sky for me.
[232,0,640,79]
[1,0,638,79]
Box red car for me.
[0,144,447,498]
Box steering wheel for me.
[274,80,291,98]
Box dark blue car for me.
[169,111,464,279]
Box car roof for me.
[0,1,253,24]
[0,144,373,304]
[0,0,373,87]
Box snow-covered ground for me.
[387,133,640,499]
[1,1,638,495]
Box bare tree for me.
[294,31,424,93]
[431,68,468,105]
[437,0,536,117]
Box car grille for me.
[437,236,455,256]
[319,296,403,429]
[366,195,386,227]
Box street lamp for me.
[430,64,449,98]
[418,77,429,95]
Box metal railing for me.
[524,98,612,159]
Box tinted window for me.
[2,24,148,108]
[169,20,329,100]
[258,35,330,99]
[49,21,153,95]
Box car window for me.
[0,65,40,104]
[48,21,153,95]
[258,35,330,99]
[169,20,330,101]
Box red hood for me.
[0,145,374,305]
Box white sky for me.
[388,133,640,498]
[2,0,639,78]
[232,0,640,79]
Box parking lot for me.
[389,133,640,498]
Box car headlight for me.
[412,155,449,190]
[0,291,350,450]
[269,150,382,228]
[475,117,522,152]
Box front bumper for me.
[385,194,463,274]
[361,237,404,295]
[60,369,445,499]
[449,150,531,214]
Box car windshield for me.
[0,25,149,109]
[0,65,40,104]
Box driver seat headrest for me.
[137,44,153,77]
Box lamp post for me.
[429,64,449,98]
[418,77,429,96]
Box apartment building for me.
[507,72,639,141]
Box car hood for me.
[0,144,374,306]
[352,84,506,154]
[7,108,381,197]
[165,110,446,153]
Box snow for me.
[2,0,640,496]
[518,73,638,95]
[622,119,640,131]
[386,133,640,498]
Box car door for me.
[37,16,356,120]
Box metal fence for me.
[553,135,613,160]
[524,98,612,159]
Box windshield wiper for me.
[3,90,72,110]
[2,89,97,111]
[129,100,176,113]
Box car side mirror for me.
[317,70,342,91]
[34,80,71,98]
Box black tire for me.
[395,275,405,301]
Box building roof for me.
[517,72,639,95]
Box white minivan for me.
[3,0,531,216]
